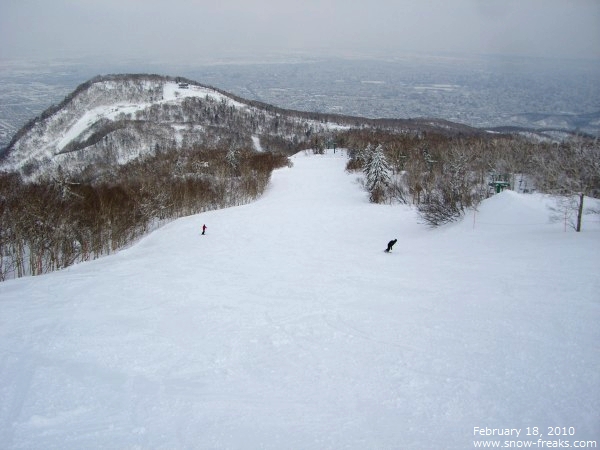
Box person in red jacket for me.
[202,224,207,235]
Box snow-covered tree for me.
[225,146,239,171]
[358,143,373,167]
[363,144,391,203]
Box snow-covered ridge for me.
[55,81,228,152]
[0,74,346,181]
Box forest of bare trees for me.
[0,145,289,280]
[343,129,600,228]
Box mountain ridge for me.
[0,73,485,181]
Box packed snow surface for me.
[1,151,598,449]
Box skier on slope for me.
[385,239,397,253]
[202,224,207,235]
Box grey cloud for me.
[1,0,598,61]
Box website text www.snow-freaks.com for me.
[472,427,597,448]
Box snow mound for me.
[444,190,564,235]
[475,190,552,226]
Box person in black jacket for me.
[385,239,397,253]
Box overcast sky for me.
[1,0,599,62]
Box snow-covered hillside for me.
[1,151,598,449]
[0,75,345,181]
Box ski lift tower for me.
[489,173,511,194]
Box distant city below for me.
[1,54,599,149]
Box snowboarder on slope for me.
[385,239,397,253]
[202,224,207,235]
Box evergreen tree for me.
[364,144,391,203]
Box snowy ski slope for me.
[0,150,598,449]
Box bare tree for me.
[533,137,600,231]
